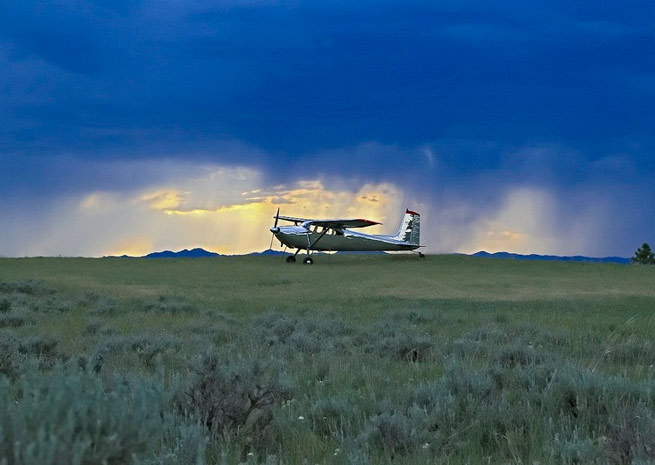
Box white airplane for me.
[269,209,423,264]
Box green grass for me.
[1,254,655,464]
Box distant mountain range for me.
[139,248,384,258]
[143,248,220,258]
[140,248,287,258]
[109,247,631,264]
[471,251,631,264]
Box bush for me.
[606,339,654,365]
[0,331,25,379]
[85,318,103,335]
[446,338,483,359]
[603,403,655,464]
[0,363,167,465]
[0,279,47,295]
[187,324,232,345]
[388,309,434,325]
[313,316,355,337]
[310,395,360,437]
[364,331,435,362]
[0,298,11,313]
[178,352,293,448]
[361,406,430,455]
[19,335,57,355]
[0,313,26,328]
[549,434,603,465]
[142,296,197,314]
[287,329,322,354]
[493,344,550,368]
[89,297,119,315]
[252,312,297,345]
[139,423,208,465]
[19,335,59,361]
[91,333,179,370]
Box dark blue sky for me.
[1,0,654,256]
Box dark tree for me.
[633,243,655,265]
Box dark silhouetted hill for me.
[135,248,288,258]
[246,249,289,256]
[471,251,630,264]
[145,248,220,258]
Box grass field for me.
[1,254,655,464]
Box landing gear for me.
[418,252,425,259]
[285,248,314,264]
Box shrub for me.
[19,335,59,360]
[89,297,119,315]
[0,363,166,465]
[187,324,232,345]
[603,403,655,464]
[407,357,655,462]
[178,352,293,448]
[389,309,434,324]
[446,338,483,359]
[252,312,297,345]
[287,329,323,354]
[0,331,25,379]
[140,422,208,465]
[0,313,26,328]
[0,279,47,295]
[0,298,11,313]
[142,296,197,314]
[493,343,552,368]
[313,316,354,337]
[310,395,360,437]
[549,434,603,465]
[82,290,102,303]
[361,406,430,455]
[364,331,435,362]
[606,339,654,365]
[91,333,179,370]
[84,318,102,335]
[464,326,508,343]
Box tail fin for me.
[393,209,420,245]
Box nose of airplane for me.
[270,227,280,234]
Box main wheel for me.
[285,255,296,263]
[418,252,425,259]
[303,257,314,265]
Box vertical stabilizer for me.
[393,209,420,245]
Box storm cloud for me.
[1,1,654,256]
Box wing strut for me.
[307,228,330,251]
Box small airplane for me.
[268,208,423,264]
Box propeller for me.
[268,207,280,250]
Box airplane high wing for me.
[269,209,423,264]
[276,215,381,229]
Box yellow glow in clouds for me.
[99,166,406,257]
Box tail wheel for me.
[285,256,296,263]
[303,257,314,265]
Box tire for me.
[303,257,314,265]
[286,255,296,263]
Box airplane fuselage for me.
[268,209,422,263]
[274,226,419,252]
